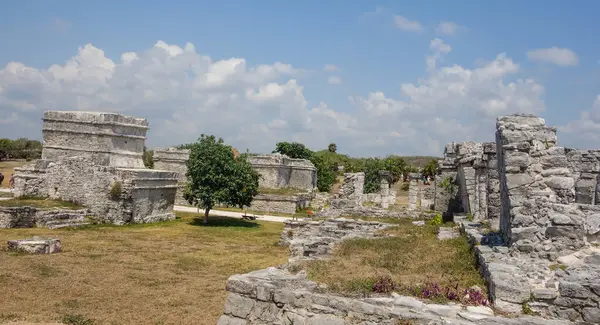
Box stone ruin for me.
[153,147,190,205]
[434,141,500,227]
[13,111,179,225]
[7,237,61,254]
[429,114,600,322]
[249,153,317,191]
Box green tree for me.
[0,138,12,161]
[142,146,154,169]
[184,135,260,224]
[272,142,313,160]
[363,158,384,193]
[328,143,337,153]
[311,153,337,192]
[422,159,439,178]
[382,155,406,183]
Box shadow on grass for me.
[188,216,259,228]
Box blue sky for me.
[1,0,599,156]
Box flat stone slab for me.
[7,236,61,254]
[437,227,460,240]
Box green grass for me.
[305,219,485,301]
[0,196,84,209]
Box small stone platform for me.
[7,237,61,254]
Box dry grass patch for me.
[0,197,83,209]
[0,161,27,188]
[0,212,287,325]
[306,219,485,303]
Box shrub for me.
[60,314,95,325]
[372,276,396,293]
[401,182,410,191]
[429,214,442,226]
[109,181,122,199]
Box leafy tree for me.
[422,159,439,178]
[363,158,384,193]
[0,138,11,161]
[328,143,337,153]
[272,142,313,160]
[311,153,337,192]
[142,146,154,169]
[382,155,406,183]
[184,135,260,224]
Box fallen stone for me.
[7,236,61,254]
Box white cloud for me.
[426,38,452,72]
[327,76,342,85]
[560,95,600,147]
[393,15,423,32]
[0,40,549,156]
[527,47,579,66]
[324,64,339,72]
[436,22,462,36]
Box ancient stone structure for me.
[280,218,390,263]
[408,180,419,210]
[153,147,190,205]
[363,171,397,208]
[13,111,178,225]
[218,216,577,325]
[434,141,500,228]
[419,186,436,210]
[248,193,313,215]
[0,206,90,229]
[330,172,365,209]
[249,154,317,191]
[8,237,62,254]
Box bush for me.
[109,181,122,199]
[429,214,442,226]
[401,182,410,191]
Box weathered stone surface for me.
[13,111,178,225]
[249,154,317,191]
[249,193,312,215]
[0,206,90,229]
[153,147,190,205]
[7,236,61,254]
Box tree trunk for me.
[204,208,210,224]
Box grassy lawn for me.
[0,197,83,209]
[0,160,27,189]
[306,219,486,303]
[0,212,287,325]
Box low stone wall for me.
[219,217,577,325]
[249,194,312,215]
[315,205,436,219]
[459,217,600,323]
[0,206,90,229]
[280,218,390,263]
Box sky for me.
[1,0,600,157]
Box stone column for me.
[408,180,418,210]
[378,171,392,209]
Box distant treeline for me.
[0,138,42,161]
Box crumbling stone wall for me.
[0,206,89,229]
[14,111,178,225]
[153,147,190,205]
[249,154,317,191]
[248,194,312,215]
[434,142,500,226]
[330,172,364,209]
[496,114,599,257]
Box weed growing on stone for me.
[306,219,486,303]
[549,263,567,271]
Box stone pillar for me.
[496,114,588,258]
[408,180,418,210]
[484,142,501,229]
[378,171,393,209]
[331,172,365,208]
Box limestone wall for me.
[495,114,600,257]
[153,147,190,205]
[41,111,148,168]
[249,154,317,190]
[434,141,500,226]
[0,206,89,229]
[330,172,364,209]
[14,156,178,224]
[248,194,312,215]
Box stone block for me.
[7,237,61,254]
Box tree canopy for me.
[328,143,337,153]
[184,135,260,224]
[0,138,42,161]
[422,159,439,178]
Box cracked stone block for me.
[7,236,61,254]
